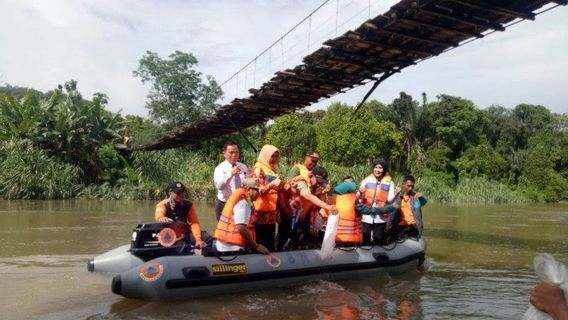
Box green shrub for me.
[0,139,82,199]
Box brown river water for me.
[0,200,567,319]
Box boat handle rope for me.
[215,251,241,262]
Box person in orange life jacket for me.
[154,181,207,249]
[286,150,321,179]
[358,159,396,245]
[387,175,427,239]
[279,150,323,250]
[213,141,248,221]
[214,178,271,255]
[278,158,337,250]
[327,182,398,245]
[251,144,283,251]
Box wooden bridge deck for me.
[136,0,565,151]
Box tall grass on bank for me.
[0,140,82,199]
[0,144,531,204]
[417,176,528,204]
[78,149,219,200]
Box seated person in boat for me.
[154,181,207,249]
[387,175,427,239]
[322,181,399,246]
[279,160,337,250]
[214,178,271,255]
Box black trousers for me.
[255,223,276,252]
[362,222,387,245]
[277,212,293,251]
[277,212,313,250]
[215,199,226,221]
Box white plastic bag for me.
[523,253,568,320]
[320,214,339,259]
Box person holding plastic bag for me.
[320,181,399,258]
[524,253,568,320]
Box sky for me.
[1,0,567,117]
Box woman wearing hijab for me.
[358,159,396,245]
[251,144,282,251]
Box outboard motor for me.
[130,222,193,260]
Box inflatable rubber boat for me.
[88,222,426,300]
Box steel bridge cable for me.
[219,0,332,88]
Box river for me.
[0,200,567,319]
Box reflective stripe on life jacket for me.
[362,174,392,207]
[252,162,279,212]
[334,193,362,243]
[214,189,255,247]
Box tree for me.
[519,132,568,202]
[265,113,316,160]
[0,81,122,184]
[315,103,402,167]
[365,99,397,124]
[133,51,223,129]
[389,92,429,173]
[513,103,554,149]
[453,142,509,181]
[427,95,489,160]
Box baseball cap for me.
[168,181,186,193]
[304,150,321,160]
[312,166,328,185]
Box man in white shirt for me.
[213,141,248,221]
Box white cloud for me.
[0,0,566,117]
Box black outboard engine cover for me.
[130,222,193,260]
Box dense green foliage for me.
[1,50,567,204]
[0,139,81,199]
[315,103,402,166]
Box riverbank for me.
[0,146,530,204]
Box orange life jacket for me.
[214,189,255,247]
[361,174,392,207]
[333,193,362,243]
[252,162,279,212]
[400,194,417,226]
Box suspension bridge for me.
[135,0,566,151]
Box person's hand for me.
[319,207,330,218]
[530,281,568,320]
[194,240,207,249]
[416,192,423,198]
[231,165,242,176]
[270,177,282,188]
[359,186,367,194]
[325,205,338,215]
[157,216,173,223]
[254,243,271,255]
